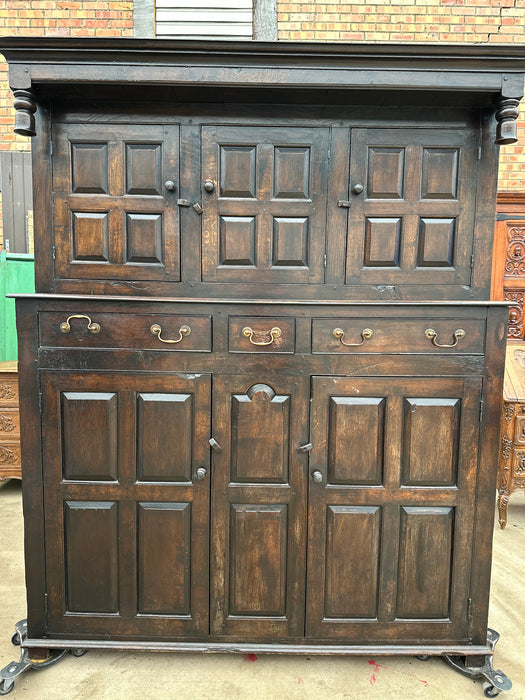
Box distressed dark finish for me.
[1,37,519,663]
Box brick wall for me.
[277,0,525,192]
[0,0,133,247]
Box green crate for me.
[0,250,35,361]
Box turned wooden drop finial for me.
[495,97,520,145]
[13,89,36,137]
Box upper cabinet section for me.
[1,37,524,300]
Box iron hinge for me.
[323,254,327,268]
[479,400,485,423]
[478,145,482,160]
[467,597,473,622]
[44,592,48,618]
[49,141,53,157]
[39,392,42,414]
[470,254,475,269]
[52,245,56,261]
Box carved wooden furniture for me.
[1,38,524,695]
[0,361,21,481]
[497,342,525,528]
[492,193,525,339]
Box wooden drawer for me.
[311,318,485,354]
[229,316,295,353]
[39,312,212,351]
[0,377,19,405]
[0,409,20,438]
[512,449,525,479]
[0,441,21,469]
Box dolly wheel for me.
[0,679,14,696]
[483,682,501,697]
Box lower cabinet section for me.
[39,369,483,644]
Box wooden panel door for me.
[53,124,180,282]
[306,376,482,642]
[41,372,210,638]
[345,128,478,287]
[201,126,329,284]
[210,376,308,639]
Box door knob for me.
[204,180,215,193]
[164,180,177,192]
[195,467,207,481]
[352,183,364,195]
[311,471,323,483]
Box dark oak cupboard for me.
[1,37,524,694]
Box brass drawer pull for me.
[242,326,282,346]
[60,315,100,335]
[425,328,466,348]
[150,323,191,344]
[333,327,373,346]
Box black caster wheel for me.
[483,682,501,698]
[70,649,86,658]
[0,679,14,696]
[416,655,430,661]
[10,633,20,647]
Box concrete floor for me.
[0,479,524,700]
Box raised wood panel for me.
[231,384,290,483]
[421,148,458,200]
[72,212,109,262]
[272,217,308,267]
[229,504,288,616]
[396,506,454,619]
[219,216,256,266]
[64,501,119,613]
[125,143,162,195]
[327,396,385,485]
[402,398,460,486]
[125,214,163,264]
[273,146,310,199]
[62,392,118,481]
[364,217,401,267]
[137,502,191,615]
[136,393,193,481]
[367,147,405,199]
[418,218,455,267]
[219,145,256,198]
[325,506,381,619]
[71,142,108,194]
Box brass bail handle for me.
[333,327,373,347]
[425,328,466,348]
[150,323,191,344]
[242,326,282,346]
[60,315,101,335]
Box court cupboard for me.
[0,38,524,696]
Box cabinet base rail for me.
[0,620,512,696]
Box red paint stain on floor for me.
[297,678,304,684]
[368,659,387,686]
[243,653,258,662]
[408,672,429,687]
